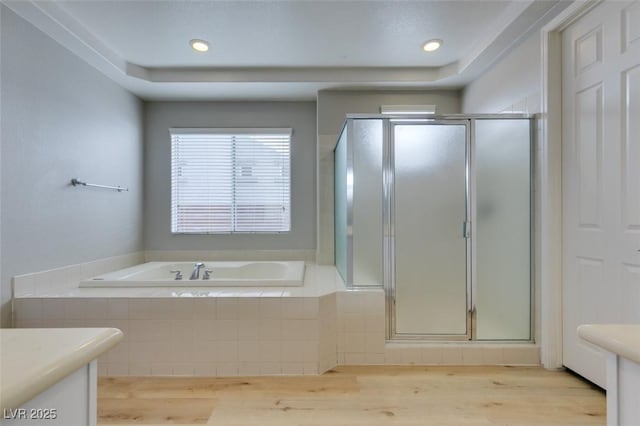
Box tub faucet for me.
[202,269,212,280]
[190,262,205,280]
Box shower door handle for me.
[462,221,471,239]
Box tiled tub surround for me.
[13,259,539,377]
[12,250,314,298]
[12,252,145,297]
[13,265,342,377]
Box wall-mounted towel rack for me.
[70,178,129,192]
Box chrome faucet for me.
[202,269,212,280]
[190,262,205,280]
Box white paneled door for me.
[562,0,640,387]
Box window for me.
[170,128,291,233]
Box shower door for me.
[390,122,470,338]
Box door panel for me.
[622,64,640,256]
[392,123,468,336]
[575,83,603,229]
[563,0,640,388]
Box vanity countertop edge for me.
[577,324,640,364]
[0,327,123,411]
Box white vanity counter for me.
[0,328,122,424]
[578,324,640,364]
[578,324,640,426]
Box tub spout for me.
[190,262,205,280]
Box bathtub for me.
[79,261,305,287]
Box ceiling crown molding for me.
[3,0,126,79]
[1,0,569,99]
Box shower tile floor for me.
[97,366,604,425]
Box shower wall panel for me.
[334,129,348,283]
[474,119,531,340]
[351,120,383,287]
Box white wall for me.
[144,101,317,252]
[0,6,144,326]
[316,89,462,264]
[0,5,4,328]
[462,32,541,114]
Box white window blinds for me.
[170,128,292,233]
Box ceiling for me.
[5,0,570,100]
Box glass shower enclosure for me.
[334,115,533,341]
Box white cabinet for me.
[3,362,97,426]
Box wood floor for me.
[97,366,605,425]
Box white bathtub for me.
[79,261,305,287]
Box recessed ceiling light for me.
[422,39,442,52]
[190,39,209,52]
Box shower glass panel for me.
[474,119,531,340]
[351,120,383,286]
[334,129,348,283]
[393,123,469,336]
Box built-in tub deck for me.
[80,261,306,288]
[16,263,341,298]
[13,264,353,376]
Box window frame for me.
[169,127,293,235]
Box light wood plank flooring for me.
[98,366,605,425]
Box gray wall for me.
[144,101,317,251]
[317,89,462,136]
[462,32,541,113]
[0,6,144,326]
[316,89,462,264]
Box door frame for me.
[538,0,603,369]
